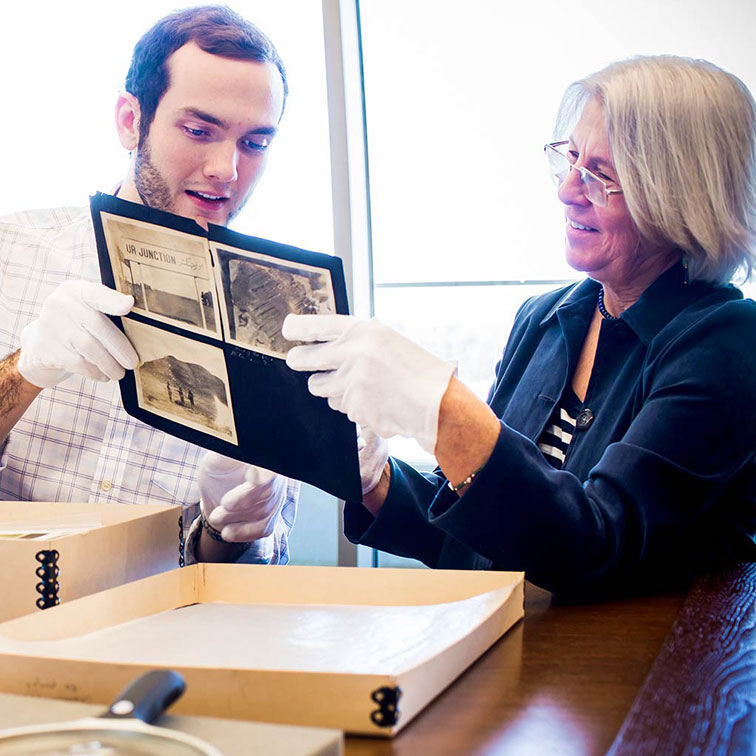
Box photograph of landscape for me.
[101,212,220,338]
[212,243,336,358]
[122,318,237,444]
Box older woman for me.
[283,55,756,600]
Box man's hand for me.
[198,451,287,542]
[283,314,456,454]
[358,427,389,495]
[357,426,390,516]
[18,281,138,388]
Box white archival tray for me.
[0,563,524,736]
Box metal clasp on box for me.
[370,685,401,727]
[35,549,60,609]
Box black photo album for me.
[90,193,361,502]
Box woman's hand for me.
[284,313,501,496]
[435,377,500,492]
[283,314,456,454]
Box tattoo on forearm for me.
[0,350,23,414]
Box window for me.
[357,0,756,461]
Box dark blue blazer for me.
[345,264,756,600]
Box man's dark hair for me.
[125,5,288,144]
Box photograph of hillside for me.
[122,318,237,443]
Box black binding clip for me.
[370,685,401,728]
[178,514,185,568]
[35,549,60,609]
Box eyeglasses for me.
[544,141,623,207]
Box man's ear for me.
[115,92,141,151]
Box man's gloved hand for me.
[357,427,389,495]
[18,281,138,388]
[198,451,287,543]
[283,314,456,454]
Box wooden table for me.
[345,564,756,755]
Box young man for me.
[0,6,297,564]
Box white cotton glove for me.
[283,314,456,454]
[198,451,287,543]
[18,280,138,388]
[358,427,389,495]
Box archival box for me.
[0,563,524,736]
[0,501,181,622]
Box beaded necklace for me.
[597,287,619,320]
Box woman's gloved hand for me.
[283,314,455,454]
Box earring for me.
[681,256,689,285]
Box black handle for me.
[100,670,186,724]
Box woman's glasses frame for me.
[544,141,623,207]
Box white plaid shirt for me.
[0,205,297,564]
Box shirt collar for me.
[539,277,600,327]
[620,263,708,344]
[540,263,720,345]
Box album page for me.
[91,193,361,502]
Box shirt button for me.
[100,479,113,492]
[576,408,594,430]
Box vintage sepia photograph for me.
[122,318,237,444]
[101,212,221,338]
[211,242,337,358]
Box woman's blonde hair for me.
[555,55,756,284]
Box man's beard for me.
[133,138,250,226]
[133,140,176,216]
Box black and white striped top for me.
[537,388,582,469]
